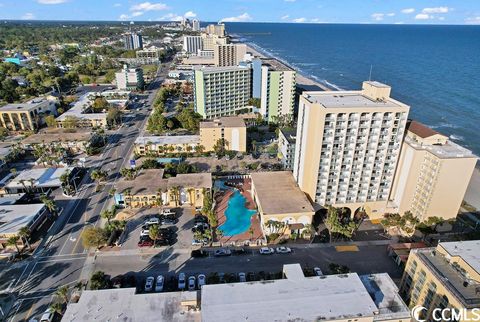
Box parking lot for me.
[119,206,197,251]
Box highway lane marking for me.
[37,256,87,264]
[18,262,38,294]
[38,252,86,259]
[9,299,23,322]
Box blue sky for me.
[0,0,479,24]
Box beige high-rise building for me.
[214,44,247,67]
[199,116,246,152]
[400,240,480,321]
[201,33,228,51]
[205,23,225,37]
[293,81,409,219]
[390,121,477,221]
[0,97,57,131]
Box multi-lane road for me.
[3,64,168,322]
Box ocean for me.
[226,23,480,155]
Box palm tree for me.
[55,285,69,303]
[100,209,114,224]
[108,188,116,197]
[7,236,20,253]
[148,225,160,247]
[249,227,254,241]
[50,302,64,316]
[170,186,181,207]
[18,226,32,251]
[40,194,58,215]
[194,145,205,155]
[156,189,164,207]
[187,188,195,206]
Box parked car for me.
[197,274,206,288]
[259,247,274,255]
[144,276,154,292]
[138,239,154,247]
[140,229,150,237]
[195,206,203,212]
[155,275,164,292]
[191,249,208,258]
[275,246,292,254]
[214,249,232,257]
[188,276,196,291]
[194,215,208,224]
[191,239,203,246]
[155,239,172,247]
[161,218,177,225]
[178,273,186,290]
[40,308,54,322]
[162,211,176,218]
[144,217,160,225]
[231,248,247,255]
[162,208,173,214]
[314,267,323,276]
[238,272,246,283]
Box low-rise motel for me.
[61,263,411,322]
[250,171,315,236]
[114,169,211,209]
[134,116,247,155]
[400,240,480,321]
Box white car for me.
[197,274,206,288]
[140,229,150,237]
[188,276,196,291]
[144,217,160,225]
[314,267,323,276]
[275,246,292,254]
[178,273,186,290]
[259,247,274,255]
[144,276,154,291]
[162,208,173,214]
[40,308,54,322]
[155,275,164,292]
[238,272,246,283]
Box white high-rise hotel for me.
[293,81,409,218]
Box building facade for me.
[135,48,162,64]
[183,36,202,54]
[213,44,247,67]
[201,33,228,51]
[389,121,477,221]
[115,65,144,90]
[193,66,252,119]
[205,23,226,36]
[124,33,143,50]
[278,128,297,170]
[199,117,247,152]
[134,135,200,156]
[192,19,200,31]
[293,81,409,219]
[260,58,296,124]
[400,241,480,322]
[0,97,57,131]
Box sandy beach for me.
[244,44,331,91]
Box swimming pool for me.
[218,190,256,236]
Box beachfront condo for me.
[400,240,480,321]
[293,81,409,219]
[205,23,226,37]
[199,116,247,152]
[389,120,477,221]
[278,127,297,170]
[183,35,203,54]
[260,58,296,124]
[193,65,252,119]
[201,33,228,51]
[214,44,247,67]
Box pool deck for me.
[214,179,264,244]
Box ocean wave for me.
[246,41,344,91]
[449,134,464,141]
[296,63,319,67]
[430,122,460,129]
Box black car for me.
[231,248,247,255]
[191,249,208,258]
[161,218,177,225]
[194,215,208,224]
[155,238,174,247]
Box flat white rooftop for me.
[135,135,200,145]
[202,273,380,322]
[0,97,51,112]
[303,91,405,109]
[61,288,200,322]
[0,204,45,235]
[56,94,107,121]
[404,135,477,159]
[6,167,73,190]
[440,240,480,274]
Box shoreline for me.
[241,42,332,92]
